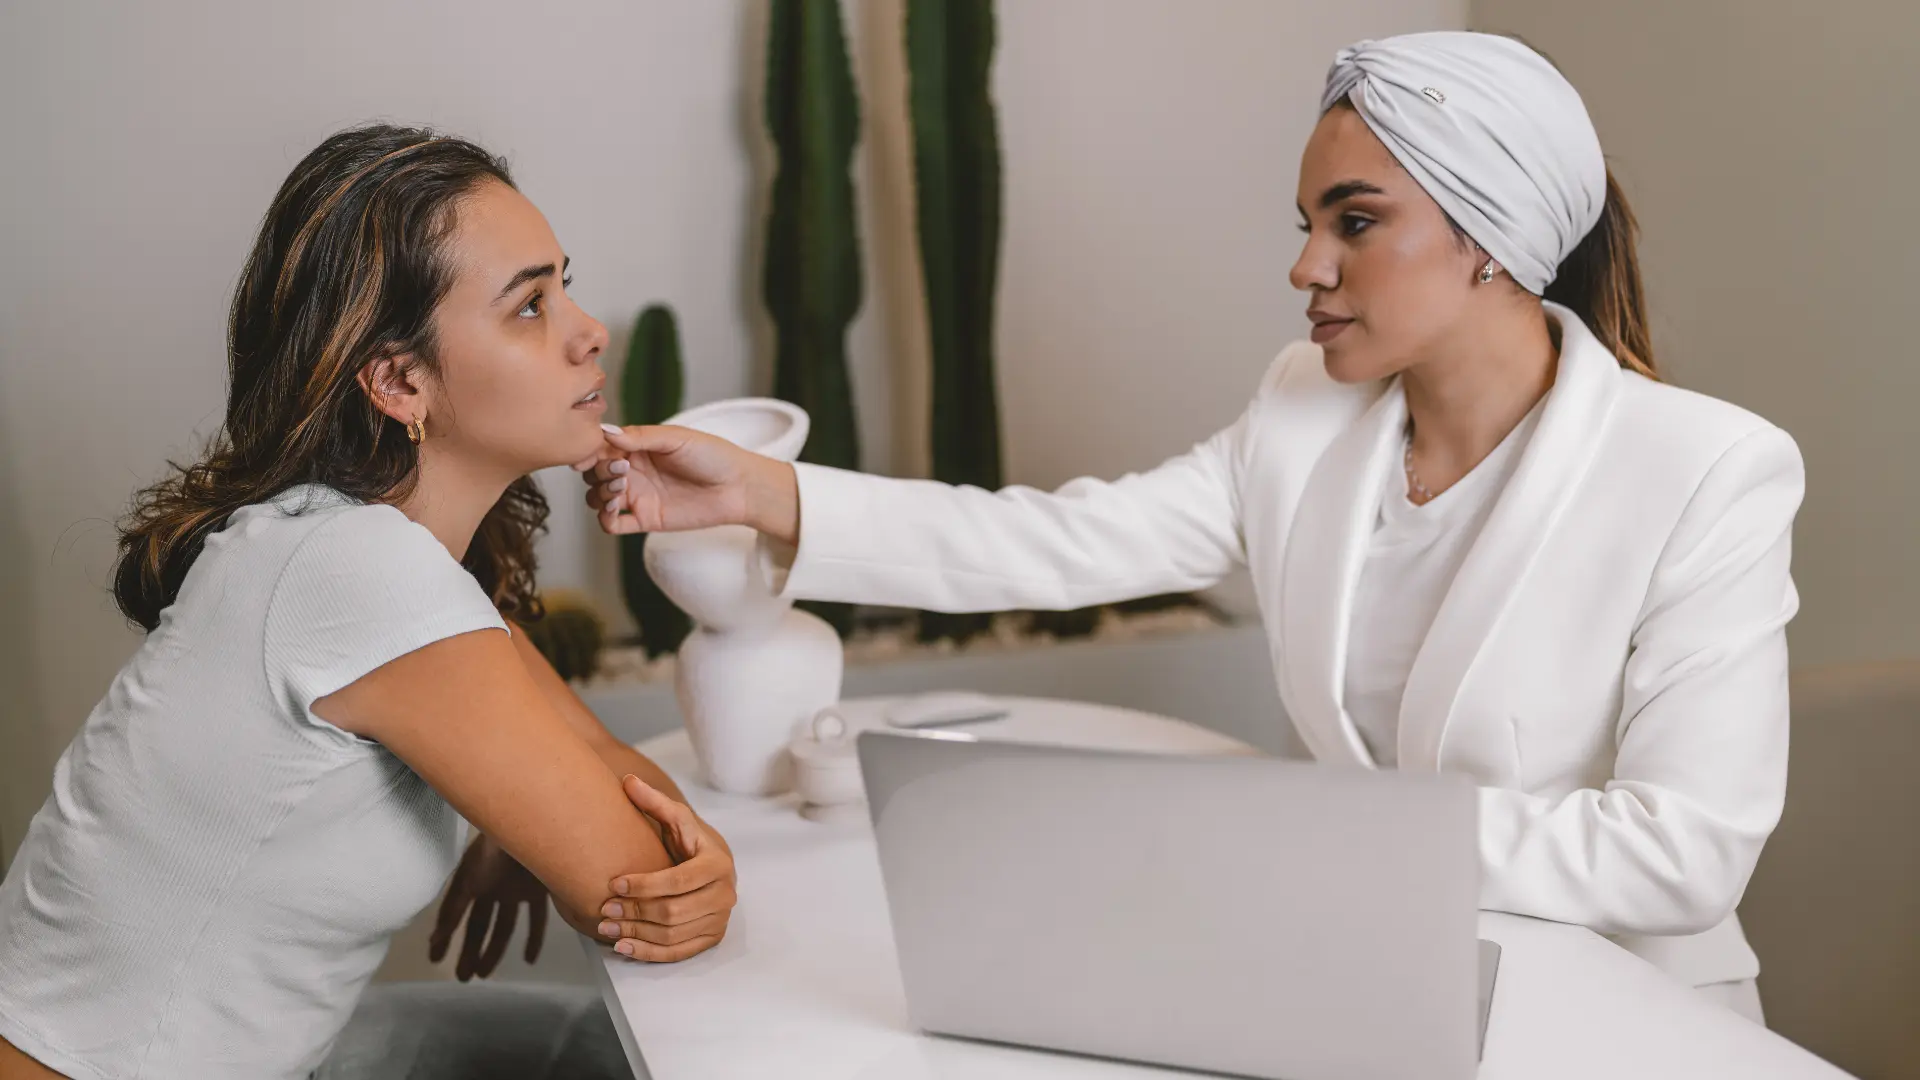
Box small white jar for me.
[789,707,866,821]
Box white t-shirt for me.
[0,485,507,1080]
[1343,405,1542,767]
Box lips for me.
[1307,310,1353,344]
[574,375,608,409]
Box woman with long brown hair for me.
[580,31,1800,1024]
[0,125,735,1079]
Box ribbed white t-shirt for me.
[0,485,507,1080]
[1344,405,1542,767]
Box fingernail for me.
[601,423,622,435]
[609,477,627,492]
[602,901,621,918]
[599,920,620,937]
[609,459,630,475]
[614,879,630,896]
[616,940,635,956]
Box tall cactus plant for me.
[618,304,693,658]
[907,0,1004,644]
[908,0,1003,491]
[763,0,864,636]
[763,0,863,474]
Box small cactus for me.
[618,304,694,658]
[523,589,607,682]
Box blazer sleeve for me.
[1476,424,1805,936]
[757,352,1300,614]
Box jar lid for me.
[790,707,859,766]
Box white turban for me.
[1321,31,1606,294]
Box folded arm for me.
[315,628,674,939]
[1477,427,1804,936]
[508,622,688,808]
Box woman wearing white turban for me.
[581,31,1793,1022]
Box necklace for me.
[1404,435,1435,504]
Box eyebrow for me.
[494,256,571,303]
[1296,180,1388,218]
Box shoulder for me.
[257,488,507,725]
[288,500,453,570]
[257,486,496,619]
[236,485,455,568]
[195,485,446,593]
[1547,301,1801,482]
[1610,373,1803,485]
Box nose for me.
[1289,229,1339,293]
[572,309,609,366]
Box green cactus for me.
[623,305,684,431]
[908,0,1002,491]
[618,304,693,658]
[523,590,607,683]
[763,0,863,474]
[764,0,865,637]
[907,0,1003,645]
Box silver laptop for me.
[857,730,1499,1080]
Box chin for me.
[1318,334,1409,385]
[1320,344,1380,385]
[558,424,608,467]
[510,421,607,475]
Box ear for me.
[357,352,426,424]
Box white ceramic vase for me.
[642,398,844,796]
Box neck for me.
[1402,303,1559,490]
[386,447,513,562]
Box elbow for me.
[1586,784,1774,937]
[551,827,675,939]
[1558,866,1744,938]
[1599,839,1758,937]
[1636,880,1742,938]
[551,884,616,941]
[1485,785,1765,938]
[555,897,610,941]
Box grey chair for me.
[1740,660,1920,1079]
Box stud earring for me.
[1478,259,1497,285]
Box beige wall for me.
[0,0,1466,866]
[1469,0,1920,669]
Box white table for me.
[584,696,1849,1079]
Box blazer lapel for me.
[1281,379,1408,769]
[1395,304,1624,773]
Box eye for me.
[562,274,574,290]
[1296,220,1311,234]
[517,291,544,319]
[1340,213,1375,237]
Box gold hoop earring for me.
[406,416,426,445]
[1478,259,1497,285]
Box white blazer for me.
[768,303,1804,988]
